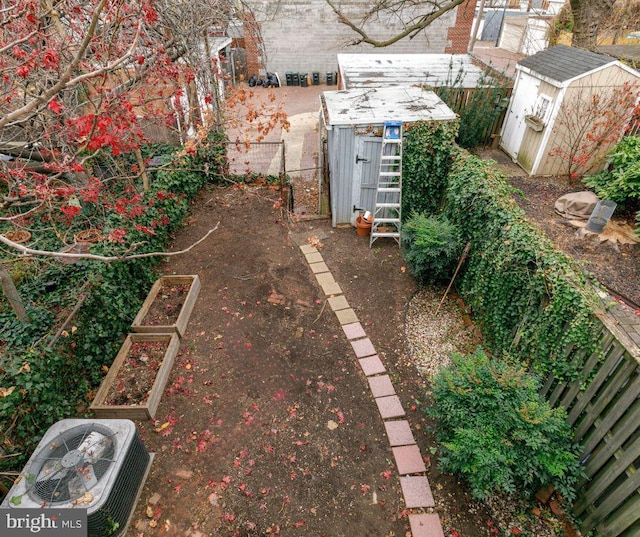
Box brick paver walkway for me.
[299,243,443,536]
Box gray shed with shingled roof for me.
[500,45,640,176]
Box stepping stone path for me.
[300,243,443,537]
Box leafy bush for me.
[430,348,582,502]
[402,213,462,284]
[435,62,511,149]
[583,136,640,210]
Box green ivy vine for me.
[444,152,600,379]
[402,120,459,219]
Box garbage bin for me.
[299,73,308,87]
[292,72,300,86]
[586,200,617,232]
[326,72,333,85]
[312,72,320,85]
[285,72,294,86]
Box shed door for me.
[500,73,540,160]
[351,136,381,224]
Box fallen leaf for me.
[155,422,170,432]
[73,492,93,505]
[327,420,338,430]
[0,386,15,398]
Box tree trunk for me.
[570,0,616,49]
[0,263,29,322]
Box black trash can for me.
[312,72,320,85]
[299,73,308,87]
[292,72,300,86]
[326,72,333,85]
[285,72,294,86]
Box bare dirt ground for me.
[476,149,639,307]
[127,185,495,537]
[125,162,639,537]
[509,175,640,307]
[126,86,637,537]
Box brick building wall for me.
[446,0,475,53]
[243,0,464,78]
[243,12,263,78]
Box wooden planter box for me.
[132,275,200,337]
[90,333,180,420]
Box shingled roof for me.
[518,45,615,83]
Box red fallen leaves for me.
[48,98,63,114]
[293,521,305,528]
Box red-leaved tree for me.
[547,81,639,179]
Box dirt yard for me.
[125,87,638,537]
[126,184,500,537]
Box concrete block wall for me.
[245,0,457,78]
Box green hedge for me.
[0,130,226,477]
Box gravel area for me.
[405,287,569,537]
[405,287,480,379]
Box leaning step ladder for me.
[370,121,403,247]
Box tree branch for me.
[0,224,220,262]
[325,0,467,47]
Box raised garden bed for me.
[131,274,200,337]
[90,333,180,420]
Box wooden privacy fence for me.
[436,86,512,147]
[541,310,640,536]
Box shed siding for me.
[536,65,640,176]
[328,126,356,227]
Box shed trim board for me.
[321,87,456,227]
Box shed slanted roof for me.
[337,53,495,89]
[322,87,456,127]
[517,45,615,82]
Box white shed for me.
[320,86,456,227]
[500,45,640,176]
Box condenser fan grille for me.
[30,425,116,504]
